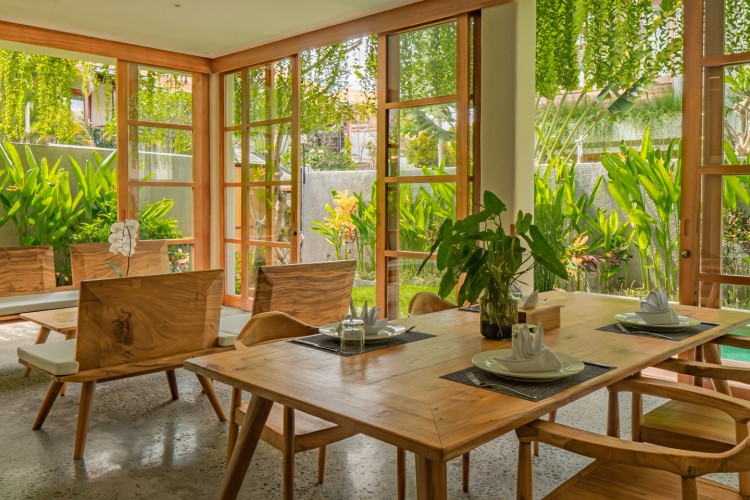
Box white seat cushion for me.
[218,331,238,347]
[219,313,251,336]
[0,290,79,316]
[17,339,79,376]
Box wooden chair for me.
[516,374,750,499]
[226,311,358,499]
[623,331,750,495]
[407,291,457,316]
[251,260,356,325]
[0,246,79,321]
[17,270,229,459]
[70,240,169,288]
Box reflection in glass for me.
[136,185,194,238]
[247,123,291,182]
[135,67,192,125]
[224,130,242,182]
[387,21,457,102]
[387,104,457,176]
[246,186,291,242]
[131,126,192,181]
[385,257,456,318]
[386,182,456,253]
[225,242,240,296]
[248,59,292,123]
[168,243,193,273]
[225,187,242,240]
[225,71,242,127]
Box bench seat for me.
[0,290,79,317]
[218,313,251,346]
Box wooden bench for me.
[17,269,230,459]
[0,246,78,321]
[70,240,169,287]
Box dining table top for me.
[184,291,750,498]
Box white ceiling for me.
[0,0,421,58]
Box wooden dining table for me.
[184,291,750,499]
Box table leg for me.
[220,394,274,500]
[23,327,51,377]
[414,454,447,500]
[703,343,732,395]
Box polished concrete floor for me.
[0,318,735,499]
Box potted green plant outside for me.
[420,191,569,339]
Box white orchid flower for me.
[108,218,139,275]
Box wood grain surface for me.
[186,291,750,499]
[0,246,56,296]
[251,260,356,326]
[70,240,169,288]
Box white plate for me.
[318,323,408,343]
[471,349,584,382]
[613,312,701,332]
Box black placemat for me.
[441,362,614,401]
[289,330,436,357]
[596,321,717,341]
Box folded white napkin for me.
[349,299,387,334]
[635,289,679,325]
[494,323,563,373]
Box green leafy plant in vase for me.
[420,191,569,339]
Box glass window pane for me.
[246,245,291,293]
[225,130,242,182]
[225,242,241,296]
[133,185,194,238]
[169,243,193,273]
[130,126,192,181]
[247,186,291,243]
[248,59,292,123]
[385,257,456,318]
[387,21,457,102]
[247,123,291,182]
[387,104,457,176]
[386,182,456,253]
[225,187,242,240]
[704,0,750,56]
[699,175,750,285]
[135,67,192,125]
[703,64,750,166]
[226,72,242,127]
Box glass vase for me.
[479,281,518,340]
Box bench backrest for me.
[70,240,169,288]
[75,269,224,371]
[0,246,56,296]
[251,260,356,326]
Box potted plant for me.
[420,191,569,339]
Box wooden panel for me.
[678,0,703,305]
[0,20,211,73]
[212,0,510,73]
[0,246,56,296]
[251,260,356,325]
[75,269,224,371]
[70,240,169,288]
[192,72,211,270]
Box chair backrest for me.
[235,311,319,349]
[75,269,224,371]
[408,292,457,316]
[0,246,56,296]
[70,240,169,288]
[252,260,356,326]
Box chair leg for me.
[396,447,406,500]
[73,381,96,460]
[317,446,326,485]
[607,389,620,437]
[282,406,295,500]
[166,370,179,400]
[461,452,470,492]
[32,380,65,430]
[517,440,533,500]
[195,374,226,421]
[533,411,557,456]
[226,387,242,466]
[681,476,698,500]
